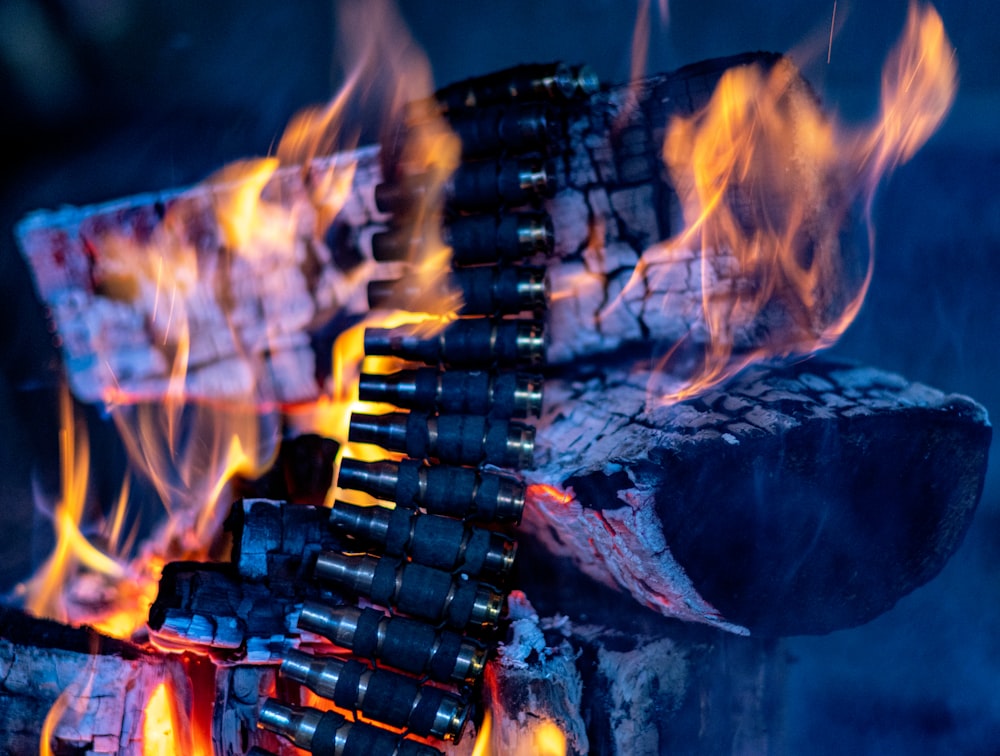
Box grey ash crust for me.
[527,356,990,636]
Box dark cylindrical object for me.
[368,266,547,316]
[363,318,545,367]
[337,458,525,522]
[314,552,504,629]
[348,410,535,469]
[374,158,555,215]
[358,367,543,418]
[449,158,556,210]
[329,501,517,579]
[445,212,554,266]
[447,102,559,158]
[372,213,554,266]
[279,650,467,742]
[297,603,488,685]
[258,698,443,756]
[434,61,600,111]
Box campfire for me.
[2,2,981,754]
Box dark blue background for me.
[1,1,997,752]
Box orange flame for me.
[142,681,187,756]
[470,710,568,756]
[18,0,461,646]
[598,2,957,403]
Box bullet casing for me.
[372,213,554,266]
[280,649,468,742]
[358,368,543,419]
[446,213,554,266]
[337,458,526,522]
[374,158,556,215]
[314,552,504,629]
[364,318,546,367]
[258,698,442,756]
[297,603,488,685]
[447,102,559,158]
[349,410,535,469]
[433,61,600,111]
[368,266,547,317]
[330,501,517,579]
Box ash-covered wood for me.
[213,665,299,756]
[147,499,347,660]
[524,356,990,636]
[15,53,851,409]
[481,593,783,755]
[147,561,340,663]
[0,606,193,755]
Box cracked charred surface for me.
[15,53,850,407]
[147,499,346,663]
[484,593,783,756]
[523,357,990,636]
[0,606,191,755]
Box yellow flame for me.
[588,1,957,403]
[470,710,568,756]
[39,685,72,756]
[143,682,183,756]
[862,1,957,185]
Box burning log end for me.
[524,357,989,636]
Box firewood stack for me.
[10,51,988,755]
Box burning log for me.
[151,356,987,653]
[0,606,194,755]
[14,52,858,408]
[483,593,783,755]
[523,356,989,636]
[148,498,346,661]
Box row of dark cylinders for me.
[257,60,595,756]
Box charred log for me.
[14,53,849,408]
[152,357,988,648]
[483,593,783,756]
[0,606,193,755]
[146,562,341,662]
[524,356,990,636]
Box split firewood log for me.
[149,355,989,650]
[15,53,857,408]
[0,606,193,755]
[522,355,990,636]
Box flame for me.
[471,711,492,756]
[39,683,73,756]
[18,0,462,644]
[470,709,567,756]
[861,2,957,187]
[142,681,186,756]
[591,2,957,403]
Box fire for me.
[142,682,185,756]
[599,1,957,402]
[470,711,568,756]
[21,0,455,753]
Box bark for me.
[523,356,990,636]
[0,606,193,756]
[481,593,784,756]
[15,54,849,408]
